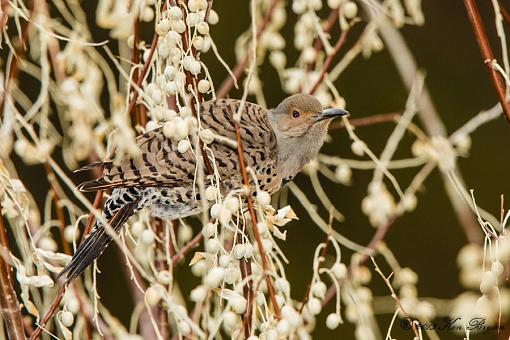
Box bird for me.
[57,93,348,281]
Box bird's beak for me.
[315,108,349,123]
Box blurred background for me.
[7,0,510,339]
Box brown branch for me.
[216,0,280,99]
[132,16,147,128]
[83,191,104,238]
[309,29,349,95]
[155,219,169,340]
[0,215,26,340]
[29,284,67,340]
[0,0,33,121]
[464,0,510,123]
[499,3,510,26]
[238,233,253,336]
[171,233,204,266]
[329,112,401,130]
[234,122,280,319]
[306,10,340,72]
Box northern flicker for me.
[58,94,347,281]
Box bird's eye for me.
[292,110,300,118]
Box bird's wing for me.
[201,99,277,156]
[78,127,196,191]
[200,99,279,191]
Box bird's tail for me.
[57,193,141,282]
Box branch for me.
[330,112,401,130]
[464,0,510,123]
[154,219,169,340]
[307,9,340,72]
[83,191,104,238]
[234,122,281,318]
[29,284,67,340]
[171,233,204,266]
[322,216,398,308]
[0,215,26,340]
[309,29,349,95]
[499,3,510,27]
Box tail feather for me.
[74,161,110,173]
[77,178,115,192]
[57,198,139,282]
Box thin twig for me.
[309,29,350,95]
[238,232,253,336]
[132,15,147,127]
[330,112,401,130]
[0,214,26,340]
[29,284,67,340]
[370,257,420,338]
[464,0,510,123]
[83,191,104,238]
[307,9,340,72]
[234,122,281,318]
[155,219,169,340]
[171,233,204,266]
[499,3,510,26]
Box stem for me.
[234,122,281,318]
[500,4,510,25]
[155,219,169,340]
[238,233,253,336]
[132,15,147,127]
[29,284,67,340]
[464,0,510,123]
[307,10,340,73]
[0,215,26,340]
[83,191,104,238]
[309,29,349,95]
[171,233,204,266]
[330,112,401,130]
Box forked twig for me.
[464,0,510,123]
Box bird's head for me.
[268,93,348,179]
[269,94,348,138]
[270,94,348,139]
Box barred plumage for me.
[58,94,347,281]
